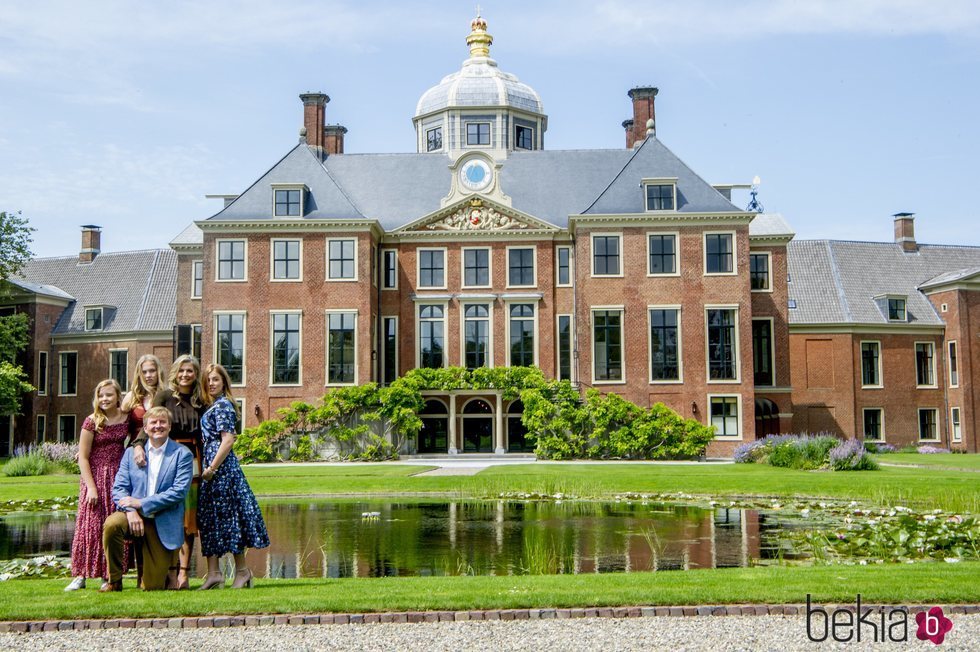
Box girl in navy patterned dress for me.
[196,364,269,590]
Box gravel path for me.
[4,614,978,651]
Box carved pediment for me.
[399,198,553,234]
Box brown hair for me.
[203,363,240,418]
[122,353,162,412]
[90,379,122,433]
[166,354,209,408]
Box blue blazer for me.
[111,438,193,551]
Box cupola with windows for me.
[413,13,547,154]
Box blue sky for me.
[2,0,979,258]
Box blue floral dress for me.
[197,396,270,556]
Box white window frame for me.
[326,237,358,282]
[461,246,492,289]
[325,309,358,387]
[215,238,248,282]
[591,306,625,385]
[643,178,678,212]
[918,407,940,442]
[646,231,680,277]
[271,183,306,218]
[381,249,398,291]
[57,414,76,443]
[234,398,246,434]
[381,315,399,384]
[108,348,129,388]
[514,124,534,150]
[36,350,47,396]
[751,316,776,387]
[704,305,741,384]
[950,406,962,443]
[555,246,573,287]
[58,350,78,397]
[862,407,885,442]
[860,340,883,389]
[416,247,448,290]
[749,251,773,293]
[590,233,624,278]
[914,341,938,389]
[213,311,247,388]
[459,301,494,369]
[703,231,737,276]
[36,414,46,442]
[947,340,959,388]
[191,260,203,299]
[416,301,449,369]
[84,306,104,332]
[504,299,539,368]
[190,323,203,360]
[269,310,303,387]
[425,125,443,152]
[707,394,743,440]
[465,121,492,147]
[648,305,683,384]
[270,238,304,282]
[886,296,907,322]
[506,245,537,289]
[555,313,575,383]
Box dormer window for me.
[85,307,104,331]
[888,297,906,321]
[466,122,491,146]
[272,184,307,217]
[643,178,677,211]
[515,125,533,150]
[426,127,443,152]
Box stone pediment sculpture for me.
[426,199,530,232]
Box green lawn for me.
[881,453,980,471]
[1,563,977,621]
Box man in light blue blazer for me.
[102,406,193,591]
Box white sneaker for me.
[64,576,86,591]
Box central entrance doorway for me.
[462,399,494,453]
[418,399,448,454]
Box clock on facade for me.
[459,158,493,192]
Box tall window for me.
[419,305,445,369]
[918,408,938,440]
[191,261,203,298]
[274,188,301,216]
[648,234,676,275]
[327,313,356,384]
[58,415,76,443]
[271,313,301,384]
[861,341,881,387]
[915,342,936,387]
[382,250,398,290]
[706,309,737,380]
[948,341,959,387]
[215,313,245,384]
[710,397,739,437]
[272,240,301,280]
[463,248,490,287]
[217,240,246,280]
[426,126,443,152]
[85,307,103,331]
[645,184,675,211]
[593,309,623,382]
[863,408,883,441]
[466,122,490,146]
[515,125,533,150]
[463,304,490,369]
[749,253,770,291]
[509,304,535,367]
[752,320,773,386]
[951,407,962,442]
[556,247,571,286]
[649,309,679,381]
[36,415,45,443]
[37,351,47,396]
[382,317,398,384]
[887,297,907,321]
[508,248,535,286]
[418,249,445,288]
[59,352,77,395]
[592,235,621,276]
[557,315,572,381]
[192,324,202,360]
[328,239,356,280]
[110,350,128,388]
[705,234,734,274]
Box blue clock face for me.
[466,165,486,185]
[459,159,493,191]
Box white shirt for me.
[146,442,166,496]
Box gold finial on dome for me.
[467,9,493,58]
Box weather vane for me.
[746,175,764,213]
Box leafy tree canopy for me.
[0,211,34,283]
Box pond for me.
[0,500,805,577]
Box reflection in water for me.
[1,501,801,578]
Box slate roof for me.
[14,249,178,335]
[748,213,794,239]
[170,222,203,247]
[787,240,980,326]
[205,136,740,231]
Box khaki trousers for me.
[103,511,176,590]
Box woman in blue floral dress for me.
[196,363,269,589]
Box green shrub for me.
[2,448,52,477]
[289,435,318,462]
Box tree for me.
[0,210,36,414]
[0,211,33,283]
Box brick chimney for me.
[300,92,329,150]
[626,86,658,148]
[324,124,347,155]
[893,212,917,253]
[79,225,101,264]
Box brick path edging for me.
[2,604,978,633]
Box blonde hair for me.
[167,354,210,409]
[122,354,162,412]
[90,379,122,433]
[143,406,173,425]
[203,363,240,418]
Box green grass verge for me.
[880,453,980,471]
[2,563,977,620]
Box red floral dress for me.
[70,416,130,579]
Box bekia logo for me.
[806,595,954,644]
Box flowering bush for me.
[733,434,878,471]
[863,441,897,454]
[829,439,879,471]
[40,442,79,474]
[1,446,52,477]
[918,445,951,454]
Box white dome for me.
[415,57,544,118]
